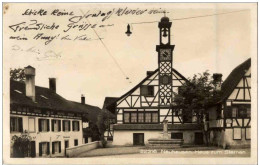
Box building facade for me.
[10,66,91,157]
[208,58,251,148]
[105,17,203,146]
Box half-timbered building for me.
[105,17,204,146]
[10,66,99,157]
[208,58,251,148]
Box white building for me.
[104,17,204,146]
[10,66,90,157]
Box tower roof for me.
[161,16,170,22]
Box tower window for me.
[141,85,154,97]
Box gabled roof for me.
[71,101,102,123]
[106,68,187,110]
[10,80,99,116]
[102,97,119,110]
[221,58,251,101]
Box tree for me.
[96,110,110,148]
[11,132,32,157]
[172,71,222,145]
[10,68,25,82]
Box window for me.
[52,120,61,132]
[145,113,152,123]
[52,141,61,154]
[138,113,144,123]
[232,107,237,118]
[152,113,158,123]
[131,113,137,123]
[38,119,50,132]
[10,117,23,132]
[39,142,50,156]
[124,113,130,123]
[233,128,242,140]
[74,139,78,146]
[140,85,154,96]
[72,121,80,131]
[246,128,251,140]
[63,120,71,132]
[28,118,35,133]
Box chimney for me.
[24,66,36,102]
[147,71,154,76]
[81,94,85,104]
[213,73,222,91]
[49,78,56,93]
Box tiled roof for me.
[102,97,118,109]
[221,58,251,101]
[113,124,202,130]
[10,80,100,118]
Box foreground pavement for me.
[76,146,250,158]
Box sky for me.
[4,3,256,108]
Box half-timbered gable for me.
[208,58,251,148]
[115,69,187,124]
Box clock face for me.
[160,49,171,61]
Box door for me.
[64,141,69,156]
[195,132,204,145]
[133,133,144,145]
[171,133,183,139]
[30,141,36,157]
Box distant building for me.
[104,17,204,146]
[208,58,251,148]
[10,66,98,157]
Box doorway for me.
[195,132,204,145]
[30,141,36,157]
[133,133,144,145]
[171,132,183,139]
[64,140,69,156]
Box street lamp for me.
[125,24,132,36]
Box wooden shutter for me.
[68,121,71,131]
[47,142,50,155]
[72,121,75,131]
[52,142,55,154]
[59,142,61,153]
[58,120,61,132]
[39,143,42,156]
[47,119,50,132]
[38,119,42,132]
[18,118,23,132]
[51,120,54,132]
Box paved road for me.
[76,146,250,158]
[100,149,250,158]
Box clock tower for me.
[156,16,175,106]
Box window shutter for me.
[51,120,54,132]
[68,121,71,131]
[47,142,50,155]
[58,120,61,132]
[47,119,50,132]
[72,121,75,131]
[59,141,61,153]
[62,120,65,131]
[39,143,42,156]
[18,118,23,132]
[38,119,42,132]
[77,121,80,131]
